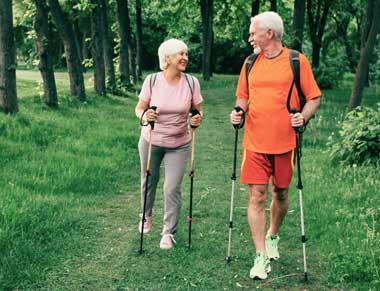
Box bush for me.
[327,104,380,165]
[314,55,348,89]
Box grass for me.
[0,70,379,290]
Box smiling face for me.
[166,49,188,72]
[248,20,269,52]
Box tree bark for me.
[0,0,18,113]
[349,0,380,109]
[291,0,305,51]
[200,0,213,81]
[116,0,131,86]
[360,0,374,87]
[307,0,332,68]
[48,0,86,101]
[99,0,116,90]
[34,0,58,107]
[251,0,260,17]
[270,0,277,12]
[135,0,143,81]
[91,0,106,95]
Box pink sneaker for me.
[160,234,176,249]
[138,215,152,234]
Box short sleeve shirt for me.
[235,48,321,154]
[139,72,203,148]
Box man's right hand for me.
[230,109,244,125]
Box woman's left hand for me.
[189,112,202,127]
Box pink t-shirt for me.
[139,72,203,148]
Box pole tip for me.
[225,256,232,263]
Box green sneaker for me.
[249,252,271,280]
[266,233,280,261]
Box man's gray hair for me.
[251,11,284,40]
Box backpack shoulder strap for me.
[149,73,158,96]
[245,53,259,85]
[184,73,195,97]
[289,50,306,110]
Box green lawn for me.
[0,70,379,290]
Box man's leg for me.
[248,184,272,279]
[248,184,268,252]
[268,186,289,235]
[266,186,289,260]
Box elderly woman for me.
[135,39,203,249]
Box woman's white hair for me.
[158,38,188,70]
[251,11,284,40]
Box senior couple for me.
[134,11,321,280]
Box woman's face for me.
[167,49,188,71]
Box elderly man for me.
[230,11,321,280]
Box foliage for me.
[314,51,348,89]
[327,104,380,165]
[1,71,380,290]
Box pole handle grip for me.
[233,106,245,129]
[149,106,157,130]
[190,109,200,129]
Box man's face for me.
[248,20,267,52]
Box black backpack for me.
[245,49,306,113]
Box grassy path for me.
[1,72,379,290]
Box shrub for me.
[327,104,380,165]
[314,55,347,89]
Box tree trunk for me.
[48,0,86,101]
[123,0,137,85]
[200,0,213,81]
[116,0,131,86]
[81,17,91,61]
[349,0,380,109]
[34,0,58,107]
[291,0,305,51]
[361,0,374,87]
[307,0,332,68]
[333,14,356,72]
[251,0,260,17]
[99,0,116,90]
[135,0,143,81]
[91,0,106,95]
[0,0,18,113]
[270,0,277,12]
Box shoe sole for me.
[249,265,271,280]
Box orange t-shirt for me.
[235,48,321,154]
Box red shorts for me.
[240,149,295,188]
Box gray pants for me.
[138,137,190,235]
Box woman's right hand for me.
[145,108,159,123]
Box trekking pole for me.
[188,109,200,249]
[225,106,244,263]
[290,109,308,281]
[139,106,157,254]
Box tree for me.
[200,0,214,81]
[291,0,306,51]
[48,0,86,101]
[90,0,106,95]
[0,0,18,113]
[116,0,132,86]
[307,0,332,68]
[33,0,58,107]
[251,0,260,16]
[349,0,380,109]
[135,0,143,81]
[99,0,116,89]
[270,0,277,12]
